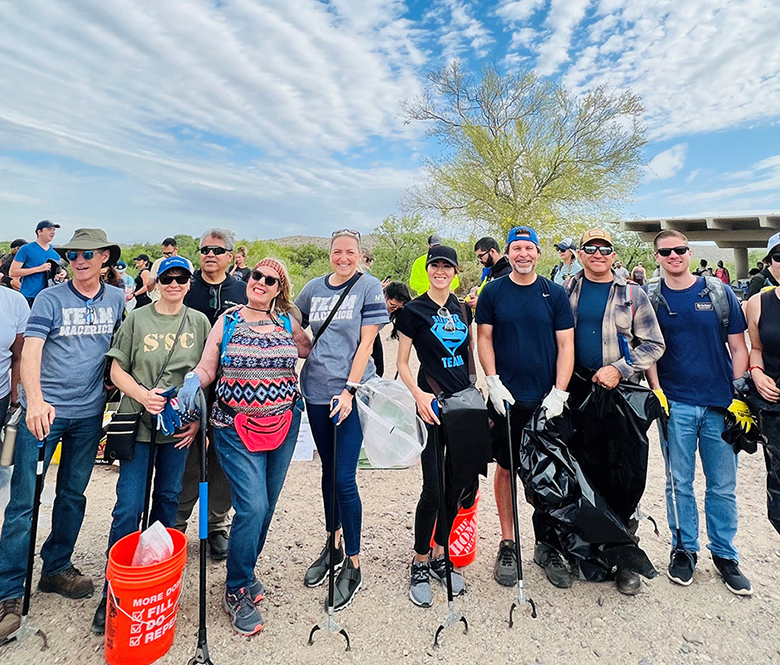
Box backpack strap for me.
[698,276,730,343]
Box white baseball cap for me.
[764,232,780,261]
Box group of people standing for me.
[0,220,778,646]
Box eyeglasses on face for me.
[250,271,279,287]
[331,229,361,239]
[158,273,190,285]
[200,245,228,256]
[581,245,614,256]
[66,250,96,262]
[656,246,690,257]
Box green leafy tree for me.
[401,61,647,240]
[371,214,436,283]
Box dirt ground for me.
[3,330,780,665]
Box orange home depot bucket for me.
[105,528,187,665]
[431,491,479,567]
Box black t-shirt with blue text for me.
[475,275,574,406]
[396,293,472,396]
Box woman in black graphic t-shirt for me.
[396,244,473,608]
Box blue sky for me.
[0,0,778,243]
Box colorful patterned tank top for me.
[211,313,299,428]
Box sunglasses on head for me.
[200,245,228,256]
[65,250,96,262]
[158,272,190,285]
[250,270,280,287]
[332,228,361,239]
[656,245,690,257]
[581,245,614,256]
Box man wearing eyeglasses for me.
[10,220,67,307]
[646,229,752,597]
[0,228,124,641]
[148,237,189,303]
[176,228,246,559]
[563,228,665,594]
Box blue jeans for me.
[214,400,302,593]
[306,402,363,557]
[0,394,10,493]
[102,438,189,594]
[660,400,739,561]
[0,411,103,601]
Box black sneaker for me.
[409,560,432,608]
[712,555,753,596]
[333,557,362,611]
[223,587,264,635]
[208,530,229,561]
[667,549,697,586]
[533,543,572,589]
[91,597,107,635]
[494,540,517,587]
[304,538,345,588]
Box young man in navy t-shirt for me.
[647,229,752,596]
[476,226,575,589]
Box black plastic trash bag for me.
[519,409,656,582]
[567,372,663,526]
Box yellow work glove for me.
[728,399,756,433]
[652,389,669,416]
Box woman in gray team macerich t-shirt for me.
[294,230,388,611]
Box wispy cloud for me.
[646,143,688,181]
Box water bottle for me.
[0,407,21,466]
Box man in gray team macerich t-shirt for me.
[295,273,389,404]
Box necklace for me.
[244,305,272,312]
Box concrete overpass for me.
[621,214,780,279]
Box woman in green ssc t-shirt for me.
[91,256,211,634]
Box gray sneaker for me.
[429,554,466,596]
[534,543,572,589]
[494,540,518,587]
[409,560,432,608]
[223,587,264,635]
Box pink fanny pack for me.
[232,409,294,452]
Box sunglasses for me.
[65,250,96,262]
[437,306,458,333]
[250,271,280,287]
[158,273,190,285]
[581,245,614,256]
[332,228,361,239]
[85,298,96,325]
[162,250,175,257]
[200,245,228,256]
[656,246,690,257]
[770,253,780,264]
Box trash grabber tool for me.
[505,401,537,627]
[431,399,468,648]
[188,389,213,665]
[141,415,158,532]
[659,408,688,563]
[4,437,49,650]
[308,399,350,651]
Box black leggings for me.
[413,426,460,556]
[760,410,780,536]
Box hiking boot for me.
[429,554,466,597]
[0,598,22,643]
[208,530,229,561]
[333,556,362,611]
[712,555,753,596]
[615,568,641,596]
[494,539,517,587]
[304,538,344,588]
[409,559,432,608]
[38,565,94,599]
[248,576,265,604]
[91,597,107,635]
[667,549,697,586]
[533,543,572,589]
[223,587,264,635]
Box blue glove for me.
[177,372,201,414]
[157,387,182,436]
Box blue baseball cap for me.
[506,226,540,249]
[158,256,193,276]
[116,260,127,270]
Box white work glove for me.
[485,375,515,417]
[541,387,569,420]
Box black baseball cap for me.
[426,244,459,269]
[10,238,26,248]
[133,253,150,262]
[36,220,60,232]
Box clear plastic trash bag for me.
[355,377,427,469]
[132,520,175,567]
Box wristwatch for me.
[347,385,358,396]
